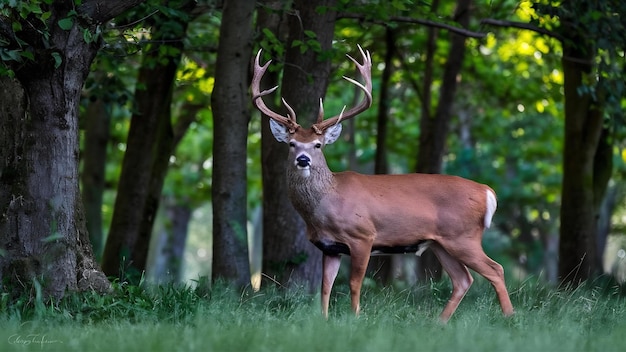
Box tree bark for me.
[415,0,470,282]
[260,0,337,291]
[0,0,145,300]
[211,0,255,287]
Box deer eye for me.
[314,143,322,149]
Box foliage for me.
[0,279,625,351]
[531,0,626,134]
[0,0,105,76]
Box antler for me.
[312,45,373,134]
[251,50,300,133]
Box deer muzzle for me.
[296,154,311,168]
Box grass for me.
[1,277,625,352]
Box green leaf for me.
[58,17,73,30]
[51,52,62,68]
[83,29,94,43]
[19,50,34,60]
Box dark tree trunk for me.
[101,7,192,281]
[592,127,613,271]
[81,97,111,261]
[0,0,145,299]
[415,0,470,282]
[558,45,604,286]
[101,40,178,281]
[261,0,337,291]
[256,0,301,288]
[368,27,395,285]
[211,0,255,287]
[556,0,611,285]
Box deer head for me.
[251,45,373,178]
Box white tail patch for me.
[484,189,497,228]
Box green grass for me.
[1,277,625,352]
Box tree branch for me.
[480,18,563,41]
[79,0,147,23]
[337,12,487,38]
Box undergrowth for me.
[1,276,624,351]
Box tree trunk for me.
[0,0,145,301]
[0,75,109,299]
[558,47,604,286]
[592,127,613,271]
[101,9,191,281]
[211,0,255,287]
[261,0,337,291]
[149,198,192,283]
[415,0,470,282]
[368,27,395,285]
[256,0,301,288]
[81,96,111,261]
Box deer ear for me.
[269,119,291,143]
[324,123,342,145]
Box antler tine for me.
[312,45,373,134]
[251,49,300,132]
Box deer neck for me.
[286,163,334,215]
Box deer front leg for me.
[321,254,341,319]
[348,247,371,316]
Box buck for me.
[251,46,514,323]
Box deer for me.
[251,45,514,323]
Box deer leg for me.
[439,238,514,317]
[348,247,371,316]
[321,254,341,319]
[429,242,473,323]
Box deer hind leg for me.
[321,254,341,319]
[439,236,514,317]
[429,242,474,323]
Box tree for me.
[0,0,145,300]
[483,0,626,285]
[210,0,255,286]
[410,0,472,282]
[260,0,338,290]
[367,27,396,285]
[255,0,294,287]
[551,1,623,285]
[101,1,197,281]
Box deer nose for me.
[296,155,311,168]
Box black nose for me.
[296,155,311,167]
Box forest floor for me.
[1,277,624,352]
